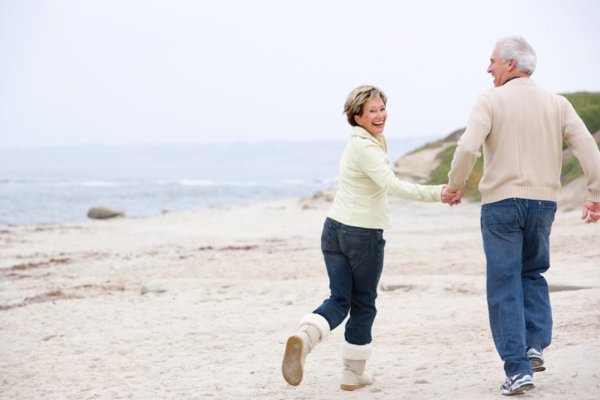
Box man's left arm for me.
[562,98,600,203]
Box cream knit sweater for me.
[448,78,600,204]
[328,126,443,230]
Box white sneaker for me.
[500,373,534,396]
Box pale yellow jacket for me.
[328,126,443,230]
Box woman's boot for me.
[340,341,373,391]
[281,313,330,386]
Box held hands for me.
[582,201,600,224]
[441,185,464,206]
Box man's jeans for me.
[481,198,556,376]
[313,217,386,345]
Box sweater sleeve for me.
[357,139,443,202]
[561,97,600,201]
[447,94,491,189]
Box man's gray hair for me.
[496,36,537,75]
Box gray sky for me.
[1,0,599,147]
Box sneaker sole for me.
[531,359,546,373]
[502,382,535,396]
[282,335,304,386]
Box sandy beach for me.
[1,193,599,399]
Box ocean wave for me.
[179,179,216,186]
[316,176,339,185]
[0,178,34,184]
[78,180,129,187]
[0,178,130,187]
[282,179,305,185]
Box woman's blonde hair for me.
[343,85,387,127]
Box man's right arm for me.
[447,94,492,190]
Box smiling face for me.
[487,46,514,87]
[353,95,387,136]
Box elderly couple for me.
[281,36,600,396]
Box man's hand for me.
[442,186,465,206]
[582,200,600,224]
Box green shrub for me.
[563,92,600,135]
[428,145,482,201]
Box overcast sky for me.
[0,0,599,147]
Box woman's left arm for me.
[358,142,443,202]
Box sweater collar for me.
[504,76,534,86]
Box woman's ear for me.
[354,114,362,126]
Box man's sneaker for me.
[527,348,545,372]
[500,373,534,396]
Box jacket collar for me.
[352,126,387,151]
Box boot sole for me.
[340,383,370,391]
[282,335,304,386]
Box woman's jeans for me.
[481,198,556,376]
[313,217,386,346]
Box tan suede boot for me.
[339,341,373,391]
[281,313,330,386]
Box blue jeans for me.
[313,217,386,345]
[481,198,556,376]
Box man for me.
[443,36,600,395]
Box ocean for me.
[0,138,433,225]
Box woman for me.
[281,85,448,390]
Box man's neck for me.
[502,72,529,86]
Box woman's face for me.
[354,95,387,136]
